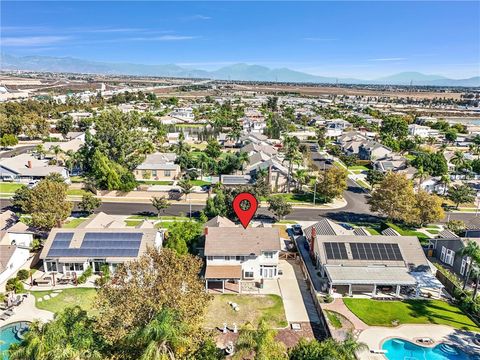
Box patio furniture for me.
[0,312,12,321]
[35,278,51,286]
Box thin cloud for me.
[128,35,198,41]
[2,36,70,46]
[183,14,211,21]
[369,57,407,61]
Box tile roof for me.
[204,216,237,228]
[304,219,354,239]
[205,265,242,279]
[204,227,281,256]
[0,245,17,273]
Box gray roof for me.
[136,152,178,170]
[220,175,252,185]
[204,216,236,228]
[314,235,429,270]
[304,219,354,239]
[325,265,417,285]
[382,228,401,236]
[204,227,281,256]
[438,229,460,239]
[40,227,159,261]
[0,154,67,177]
[353,227,371,236]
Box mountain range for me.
[1,53,479,87]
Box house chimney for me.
[310,227,316,258]
[27,161,32,168]
[204,227,208,236]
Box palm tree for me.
[130,308,190,360]
[234,320,287,360]
[460,240,480,290]
[337,333,369,360]
[413,166,429,191]
[178,179,193,202]
[49,145,63,165]
[34,144,46,159]
[470,144,480,159]
[196,152,210,179]
[293,169,309,192]
[451,150,466,173]
[440,174,451,195]
[237,151,249,174]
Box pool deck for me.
[357,324,480,359]
[0,294,53,328]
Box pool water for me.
[0,322,29,359]
[382,338,479,360]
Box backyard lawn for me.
[204,294,288,329]
[343,298,480,332]
[0,182,24,193]
[30,288,97,315]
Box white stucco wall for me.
[0,247,31,286]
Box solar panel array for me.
[350,243,403,261]
[324,242,348,260]
[47,232,143,258]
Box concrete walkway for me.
[0,294,53,327]
[277,260,320,323]
[321,298,369,330]
[295,236,322,291]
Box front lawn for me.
[204,294,288,329]
[63,218,88,228]
[31,288,97,315]
[138,180,174,185]
[386,222,430,244]
[190,180,211,186]
[67,189,89,196]
[0,182,24,193]
[343,298,479,332]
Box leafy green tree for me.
[165,220,202,255]
[90,150,137,191]
[366,169,385,187]
[0,133,18,148]
[9,306,104,360]
[268,195,292,220]
[266,96,278,112]
[414,191,445,226]
[448,184,476,209]
[315,166,348,202]
[445,128,458,143]
[96,248,211,352]
[446,219,466,235]
[316,127,326,149]
[205,139,222,159]
[12,185,31,212]
[368,172,416,223]
[151,196,169,217]
[26,177,73,230]
[254,168,271,198]
[56,115,74,138]
[234,320,287,360]
[411,151,448,176]
[78,193,102,214]
[380,116,408,139]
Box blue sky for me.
[2,1,479,79]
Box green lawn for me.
[356,179,371,189]
[190,180,211,186]
[0,182,24,193]
[70,176,86,183]
[125,220,142,227]
[343,299,480,332]
[63,218,88,228]
[30,288,97,315]
[387,222,430,244]
[204,294,288,329]
[366,227,381,235]
[348,165,369,171]
[138,180,174,185]
[325,310,342,329]
[128,215,190,220]
[67,189,89,196]
[261,192,326,204]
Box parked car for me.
[292,224,303,235]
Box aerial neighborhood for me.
[0,1,480,358]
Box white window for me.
[152,170,157,177]
[440,246,446,262]
[243,271,254,278]
[460,257,468,275]
[235,256,244,261]
[263,251,274,259]
[225,256,231,261]
[213,256,224,260]
[164,170,171,177]
[444,249,455,266]
[207,256,213,261]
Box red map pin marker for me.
[233,192,258,229]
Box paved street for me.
[0,145,36,159]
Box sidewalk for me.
[321,298,369,331]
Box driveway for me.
[277,260,320,323]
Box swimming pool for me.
[382,338,479,360]
[0,322,29,360]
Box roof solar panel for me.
[350,242,404,261]
[324,242,348,260]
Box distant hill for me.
[1,53,479,87]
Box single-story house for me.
[0,153,70,183]
[0,245,31,287]
[134,152,180,181]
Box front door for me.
[93,260,105,273]
[261,266,276,278]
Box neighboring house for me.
[241,142,278,157]
[373,155,408,173]
[310,234,439,297]
[358,141,392,161]
[428,237,480,280]
[0,245,31,287]
[238,133,270,146]
[204,227,281,293]
[40,226,163,276]
[246,157,291,192]
[204,215,236,228]
[408,124,433,138]
[220,175,253,186]
[44,138,84,154]
[325,119,351,138]
[134,152,180,181]
[0,153,70,183]
[169,107,195,122]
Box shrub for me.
[6,278,24,293]
[17,269,29,281]
[76,266,93,284]
[324,294,333,303]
